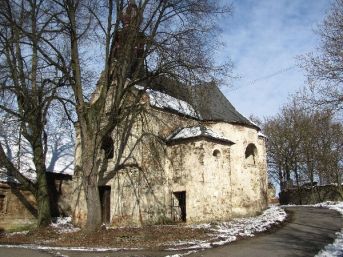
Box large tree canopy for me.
[264,100,343,195]
[0,0,74,226]
[301,0,343,112]
[0,0,232,230]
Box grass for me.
[2,222,36,233]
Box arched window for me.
[101,136,114,159]
[212,149,221,158]
[245,143,257,165]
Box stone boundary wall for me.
[279,185,343,205]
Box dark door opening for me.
[99,186,111,224]
[172,191,186,222]
[0,194,5,212]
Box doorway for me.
[172,191,186,222]
[99,186,111,223]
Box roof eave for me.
[167,135,235,146]
[150,105,201,121]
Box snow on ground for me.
[165,250,198,257]
[50,217,80,233]
[314,201,343,257]
[0,244,141,252]
[1,207,287,257]
[165,205,287,251]
[166,202,343,257]
[7,231,30,236]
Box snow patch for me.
[50,217,80,233]
[257,131,267,138]
[314,201,343,257]
[0,244,141,252]
[164,250,198,257]
[164,206,286,251]
[7,231,29,236]
[167,126,232,144]
[147,89,200,119]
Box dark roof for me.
[148,78,257,128]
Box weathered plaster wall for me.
[167,139,232,223]
[110,168,170,226]
[107,108,267,225]
[72,100,268,226]
[109,107,187,226]
[207,122,268,217]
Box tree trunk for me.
[81,135,102,231]
[36,171,51,226]
[294,165,302,205]
[278,164,284,191]
[84,177,102,230]
[65,1,102,231]
[336,169,343,200]
[33,139,51,227]
[306,156,316,203]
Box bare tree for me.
[313,111,343,190]
[264,103,302,192]
[301,0,343,112]
[263,100,343,200]
[0,0,71,226]
[18,0,231,230]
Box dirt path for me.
[0,206,341,257]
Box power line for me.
[228,65,298,92]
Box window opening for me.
[213,149,221,158]
[101,136,114,159]
[245,143,257,165]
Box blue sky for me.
[219,0,332,119]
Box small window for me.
[245,143,257,165]
[101,136,114,159]
[212,149,221,158]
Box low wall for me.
[0,183,37,231]
[279,185,343,205]
[0,173,73,231]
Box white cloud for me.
[218,0,332,118]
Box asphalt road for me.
[0,206,342,257]
[190,206,343,257]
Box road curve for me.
[190,206,343,257]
